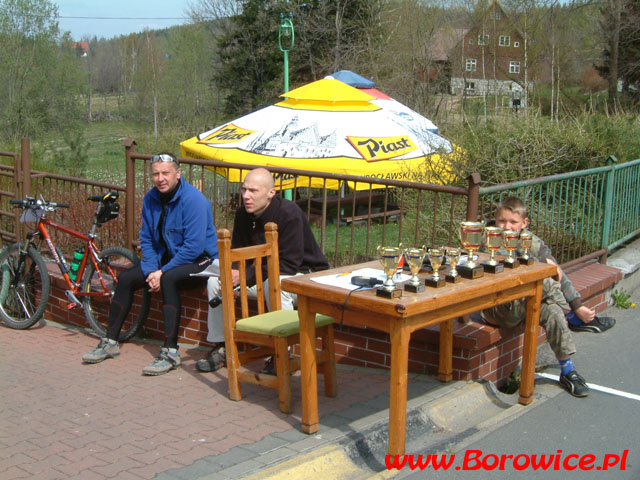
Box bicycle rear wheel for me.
[82,246,151,342]
[0,243,50,329]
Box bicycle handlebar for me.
[87,191,119,203]
[10,197,70,209]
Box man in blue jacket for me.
[83,153,218,375]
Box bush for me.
[444,112,640,186]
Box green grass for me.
[26,120,203,185]
[611,289,636,309]
[313,216,461,267]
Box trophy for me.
[481,226,504,273]
[501,229,520,268]
[403,245,427,293]
[376,245,403,298]
[457,221,485,279]
[445,246,461,283]
[518,231,534,265]
[425,247,445,288]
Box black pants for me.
[106,262,208,348]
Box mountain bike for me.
[0,192,151,341]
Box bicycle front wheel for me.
[0,243,51,329]
[82,246,151,342]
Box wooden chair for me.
[218,222,337,414]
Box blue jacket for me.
[139,178,218,276]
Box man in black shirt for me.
[197,168,329,373]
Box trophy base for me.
[519,257,534,266]
[457,264,484,279]
[404,283,425,293]
[376,287,403,298]
[446,273,461,283]
[501,259,520,269]
[482,261,504,274]
[425,276,445,288]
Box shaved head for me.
[241,168,276,215]
[245,168,275,189]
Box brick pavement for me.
[0,321,391,480]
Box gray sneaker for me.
[142,348,181,376]
[83,338,120,364]
[196,343,225,372]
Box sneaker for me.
[559,370,589,397]
[568,315,616,333]
[196,343,226,372]
[142,348,181,376]
[83,338,120,364]
[260,356,276,376]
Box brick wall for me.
[45,261,622,387]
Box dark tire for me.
[0,243,50,329]
[82,246,150,342]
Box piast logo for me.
[198,124,256,144]
[347,136,417,162]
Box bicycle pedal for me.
[64,289,82,309]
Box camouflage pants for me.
[481,277,576,359]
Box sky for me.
[55,0,192,41]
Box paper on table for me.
[190,261,220,277]
[311,267,411,291]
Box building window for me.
[490,12,502,20]
[466,59,477,72]
[510,61,521,74]
[499,35,510,47]
[465,81,476,90]
[514,41,520,47]
[469,38,474,45]
[478,34,489,46]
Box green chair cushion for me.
[235,310,334,337]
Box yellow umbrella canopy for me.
[180,78,455,190]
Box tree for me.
[617,0,640,97]
[88,37,123,119]
[133,30,165,138]
[374,0,455,121]
[159,24,221,129]
[0,0,85,140]
[190,0,285,117]
[599,0,640,107]
[190,0,387,118]
[290,0,387,80]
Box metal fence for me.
[2,139,638,268]
[0,139,475,267]
[478,156,640,265]
[122,141,475,266]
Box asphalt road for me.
[399,286,640,479]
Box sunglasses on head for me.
[150,154,179,165]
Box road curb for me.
[187,380,559,480]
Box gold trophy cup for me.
[482,226,505,273]
[445,246,461,283]
[425,247,445,288]
[376,245,403,298]
[403,245,427,293]
[518,231,534,265]
[457,221,485,279]
[501,230,520,268]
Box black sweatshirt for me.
[231,196,329,286]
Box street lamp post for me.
[278,12,294,95]
[279,12,294,200]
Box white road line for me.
[536,372,640,401]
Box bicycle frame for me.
[24,212,115,303]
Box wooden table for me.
[282,258,557,456]
[296,192,401,224]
